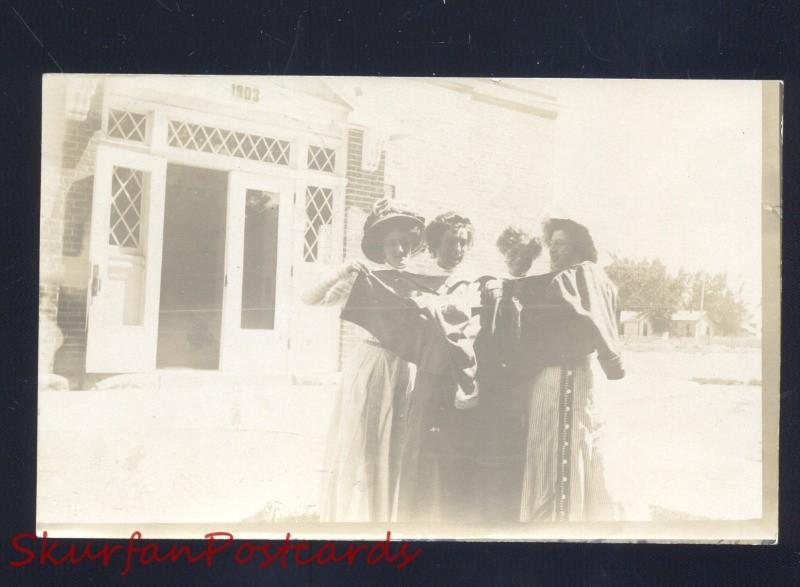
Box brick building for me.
[40,76,557,389]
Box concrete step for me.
[86,370,339,391]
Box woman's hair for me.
[424,211,475,255]
[496,225,542,257]
[542,218,598,264]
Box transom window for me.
[109,166,144,249]
[107,110,148,142]
[303,186,334,262]
[167,120,291,166]
[307,145,336,172]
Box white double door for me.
[85,145,294,374]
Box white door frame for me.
[218,171,295,373]
[287,180,347,376]
[85,144,167,373]
[87,96,350,375]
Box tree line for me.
[605,258,751,336]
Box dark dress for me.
[341,270,482,524]
[471,277,531,522]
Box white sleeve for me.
[300,265,358,307]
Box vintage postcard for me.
[37,76,780,542]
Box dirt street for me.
[38,347,762,525]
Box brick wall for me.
[38,282,62,376]
[52,286,88,385]
[40,80,103,385]
[384,85,556,278]
[336,95,556,371]
[339,128,386,368]
[62,176,93,258]
[39,80,67,377]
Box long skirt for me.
[519,356,614,522]
[474,387,527,523]
[319,339,414,523]
[394,372,482,525]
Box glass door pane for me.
[241,189,280,330]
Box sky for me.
[540,79,763,314]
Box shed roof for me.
[620,311,647,322]
[671,310,708,322]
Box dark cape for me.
[474,263,625,380]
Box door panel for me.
[85,145,167,372]
[219,172,293,373]
[288,182,345,378]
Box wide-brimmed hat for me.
[361,199,425,263]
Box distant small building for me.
[619,311,655,337]
[670,310,715,338]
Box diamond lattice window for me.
[108,167,144,249]
[307,145,336,172]
[304,186,334,262]
[107,110,147,142]
[167,120,290,165]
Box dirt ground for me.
[37,346,762,526]
[596,347,762,521]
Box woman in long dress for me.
[518,218,625,522]
[303,198,426,523]
[394,211,482,523]
[473,226,543,522]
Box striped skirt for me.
[520,357,613,522]
[319,339,414,523]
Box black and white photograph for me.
[37,75,780,542]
